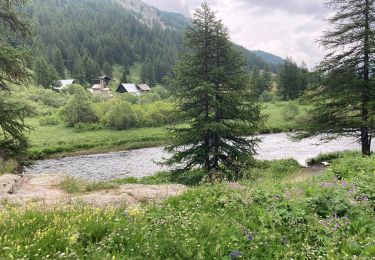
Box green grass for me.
[27,118,168,159]
[1,154,374,259]
[260,101,311,133]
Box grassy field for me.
[1,154,374,258]
[26,101,310,159]
[27,118,167,159]
[260,102,311,133]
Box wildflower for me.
[125,206,144,218]
[228,250,241,259]
[358,196,369,201]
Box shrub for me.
[60,89,98,127]
[38,114,61,126]
[150,86,171,100]
[145,101,173,127]
[0,158,19,175]
[259,90,273,102]
[105,101,138,130]
[281,102,300,121]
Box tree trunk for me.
[361,0,372,156]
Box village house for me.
[136,83,151,92]
[88,75,112,96]
[116,83,151,95]
[116,83,141,95]
[52,79,76,91]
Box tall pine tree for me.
[298,0,375,155]
[165,3,264,182]
[0,0,32,159]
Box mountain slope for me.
[253,50,284,65]
[25,0,281,86]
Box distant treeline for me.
[24,0,280,87]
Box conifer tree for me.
[165,3,264,181]
[0,0,32,159]
[298,0,375,155]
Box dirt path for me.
[283,166,325,184]
[0,174,186,208]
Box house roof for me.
[137,83,151,91]
[119,83,141,95]
[100,75,111,80]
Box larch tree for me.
[165,3,264,182]
[0,0,32,159]
[298,0,375,155]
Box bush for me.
[281,102,300,121]
[259,90,273,102]
[39,115,61,126]
[145,101,173,127]
[150,86,171,100]
[105,101,138,130]
[60,89,98,127]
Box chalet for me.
[116,83,141,95]
[52,79,76,91]
[136,83,151,92]
[88,75,112,96]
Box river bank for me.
[26,133,371,181]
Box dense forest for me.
[24,0,281,87]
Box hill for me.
[253,50,285,65]
[25,0,281,87]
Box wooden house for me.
[136,83,151,92]
[116,83,141,95]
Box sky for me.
[142,0,330,68]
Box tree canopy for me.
[165,3,264,182]
[0,0,32,160]
[298,0,375,155]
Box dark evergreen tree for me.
[34,57,58,87]
[0,0,33,159]
[165,3,264,181]
[277,57,301,100]
[257,66,273,94]
[298,0,375,155]
[53,47,65,76]
[103,62,112,77]
[72,55,85,82]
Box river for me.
[26,133,370,181]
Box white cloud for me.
[142,0,330,68]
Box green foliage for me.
[277,57,308,100]
[281,101,300,121]
[33,57,59,87]
[73,123,104,133]
[307,151,360,166]
[59,88,98,127]
[2,156,375,259]
[0,158,19,175]
[38,115,61,126]
[167,3,264,180]
[259,90,273,102]
[297,0,375,155]
[0,92,32,160]
[105,101,138,130]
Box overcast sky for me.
[142,0,330,68]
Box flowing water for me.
[26,133,371,181]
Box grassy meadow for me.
[1,153,374,259]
